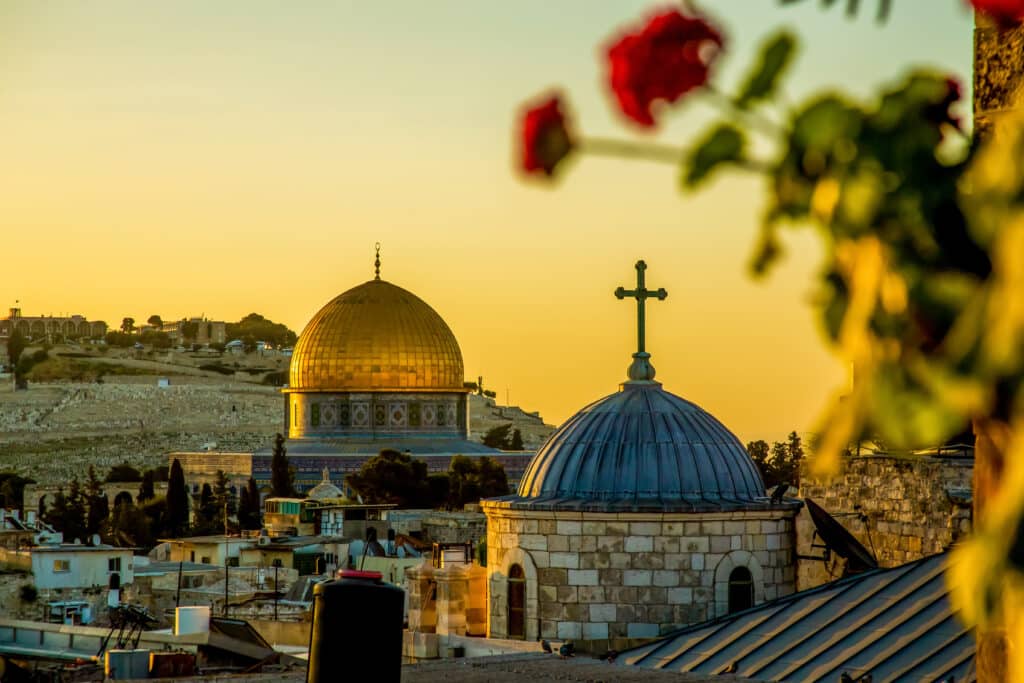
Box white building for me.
[2,544,136,590]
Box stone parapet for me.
[797,454,973,589]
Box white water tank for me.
[174,606,211,635]
[105,649,150,679]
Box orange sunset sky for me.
[1,1,974,442]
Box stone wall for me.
[482,505,798,648]
[796,454,973,589]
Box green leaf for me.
[683,124,745,188]
[736,32,797,107]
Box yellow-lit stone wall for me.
[481,504,798,648]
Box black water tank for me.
[307,570,404,683]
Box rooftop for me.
[620,552,973,682]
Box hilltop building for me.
[173,249,535,493]
[0,307,107,351]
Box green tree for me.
[245,478,262,529]
[225,313,298,349]
[238,485,252,530]
[147,314,162,329]
[746,440,772,484]
[777,431,805,486]
[212,470,235,531]
[0,473,33,511]
[106,464,142,483]
[509,429,524,451]
[447,456,481,509]
[192,483,218,534]
[347,449,431,507]
[84,466,109,539]
[120,317,135,334]
[270,433,296,498]
[44,480,87,543]
[427,473,451,509]
[109,499,155,548]
[180,321,200,346]
[447,455,510,509]
[137,470,155,503]
[7,329,25,372]
[481,423,513,449]
[165,459,189,537]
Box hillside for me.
[0,345,556,485]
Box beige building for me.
[0,307,107,350]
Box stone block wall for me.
[482,505,798,647]
[797,454,973,589]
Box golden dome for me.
[288,279,465,393]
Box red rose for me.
[519,93,573,178]
[970,0,1024,24]
[606,8,723,128]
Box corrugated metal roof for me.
[619,553,974,682]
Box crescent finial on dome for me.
[374,242,382,280]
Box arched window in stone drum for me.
[728,566,754,614]
[508,564,526,639]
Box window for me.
[728,567,754,614]
[190,551,195,562]
[53,559,71,573]
[508,564,526,639]
[108,557,121,572]
[201,556,211,564]
[311,403,320,427]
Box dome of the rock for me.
[289,279,464,393]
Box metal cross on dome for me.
[615,260,667,355]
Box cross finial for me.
[374,242,381,280]
[614,260,667,382]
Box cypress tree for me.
[270,433,295,498]
[238,486,251,530]
[84,466,109,538]
[166,459,189,537]
[137,470,155,503]
[246,477,262,529]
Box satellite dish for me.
[91,534,101,547]
[804,498,878,575]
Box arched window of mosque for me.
[508,564,526,639]
[728,566,754,614]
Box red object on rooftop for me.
[339,569,382,580]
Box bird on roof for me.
[559,641,575,658]
[540,639,552,654]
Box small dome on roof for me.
[307,468,344,501]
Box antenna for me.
[799,499,878,576]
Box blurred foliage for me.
[524,11,1024,629]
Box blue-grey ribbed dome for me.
[506,382,768,512]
